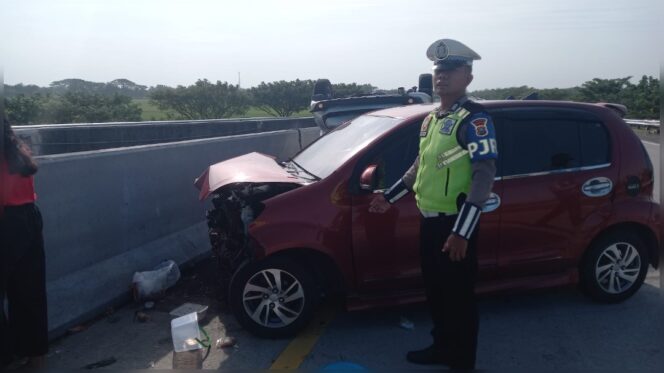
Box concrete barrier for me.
[38,127,320,337]
[16,117,316,155]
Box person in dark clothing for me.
[1,115,48,370]
[370,38,498,370]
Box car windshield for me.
[292,115,402,179]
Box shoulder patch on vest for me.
[466,112,498,162]
[471,117,488,137]
[420,115,433,137]
[456,108,471,120]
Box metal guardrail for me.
[15,117,316,155]
[626,119,660,134]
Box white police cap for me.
[426,39,481,70]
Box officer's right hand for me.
[369,193,391,213]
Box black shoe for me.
[406,344,450,365]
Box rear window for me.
[498,115,610,177]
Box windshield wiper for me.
[285,158,321,181]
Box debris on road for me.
[132,259,181,301]
[172,349,203,369]
[216,336,237,349]
[66,324,88,335]
[171,313,204,352]
[134,311,151,323]
[83,357,117,369]
[399,317,414,330]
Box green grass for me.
[133,99,312,121]
[134,99,178,121]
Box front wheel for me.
[229,257,318,338]
[580,230,649,303]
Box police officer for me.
[370,38,498,370]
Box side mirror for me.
[360,164,378,191]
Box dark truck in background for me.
[310,75,434,134]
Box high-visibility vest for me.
[413,107,472,213]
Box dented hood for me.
[194,152,307,200]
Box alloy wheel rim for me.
[595,242,641,294]
[242,268,305,328]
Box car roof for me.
[367,100,614,121]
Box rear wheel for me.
[229,257,318,338]
[580,230,649,303]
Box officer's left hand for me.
[368,193,391,213]
[442,233,468,262]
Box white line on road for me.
[643,140,659,147]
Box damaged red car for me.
[195,101,659,338]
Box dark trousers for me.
[0,203,48,364]
[419,214,479,369]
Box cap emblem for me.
[434,42,449,60]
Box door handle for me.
[482,193,501,213]
[582,177,613,197]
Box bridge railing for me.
[15,116,317,155]
[625,119,660,134]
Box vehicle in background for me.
[309,75,434,134]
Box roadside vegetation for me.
[4,76,659,125]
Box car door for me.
[350,121,422,292]
[495,109,616,278]
[350,119,500,293]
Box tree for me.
[149,79,249,119]
[4,83,45,98]
[107,79,148,98]
[538,87,580,101]
[470,86,536,100]
[45,78,150,98]
[577,77,633,103]
[49,78,106,95]
[40,92,142,124]
[6,92,142,124]
[331,83,376,98]
[624,75,659,119]
[250,79,313,117]
[5,94,43,124]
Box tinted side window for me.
[502,119,581,176]
[369,122,420,189]
[580,122,610,166]
[493,117,506,177]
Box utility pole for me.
[238,72,241,88]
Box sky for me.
[1,0,663,90]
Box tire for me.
[229,257,319,338]
[580,230,649,303]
